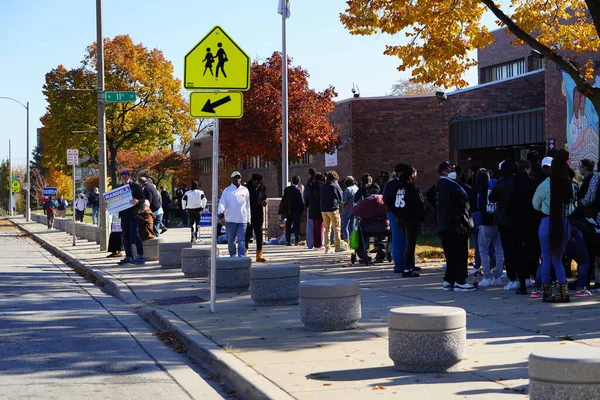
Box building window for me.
[243,156,272,170]
[291,153,313,165]
[532,56,546,71]
[198,158,211,175]
[483,59,526,83]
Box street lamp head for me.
[435,91,447,101]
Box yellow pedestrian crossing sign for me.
[190,92,243,119]
[184,26,251,91]
[12,180,20,193]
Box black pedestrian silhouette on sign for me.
[202,48,214,76]
[215,42,228,78]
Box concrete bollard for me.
[529,348,600,399]
[142,236,168,262]
[214,257,251,293]
[299,279,361,331]
[159,242,192,269]
[250,264,300,306]
[388,306,466,373]
[181,246,211,278]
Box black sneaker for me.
[117,257,134,265]
[413,266,422,271]
[161,227,168,234]
[516,286,528,295]
[402,270,420,277]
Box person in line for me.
[434,161,477,292]
[383,170,407,272]
[138,199,157,242]
[341,176,359,242]
[474,168,504,287]
[384,164,424,277]
[303,168,316,249]
[578,159,595,202]
[159,186,172,229]
[182,181,207,244]
[352,184,389,263]
[489,160,521,292]
[88,187,100,225]
[106,214,123,258]
[56,195,68,218]
[321,171,345,253]
[43,196,58,229]
[117,170,146,265]
[244,173,268,261]
[217,171,251,257]
[532,149,576,302]
[74,193,86,222]
[176,184,188,227]
[138,177,164,237]
[354,173,374,204]
[279,175,304,246]
[307,173,325,249]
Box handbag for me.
[349,219,360,250]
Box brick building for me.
[190,27,598,216]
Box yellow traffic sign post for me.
[184,26,250,314]
[184,26,250,91]
[12,180,20,193]
[189,92,243,119]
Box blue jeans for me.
[342,212,353,241]
[471,211,482,268]
[539,217,570,285]
[121,214,143,259]
[306,210,314,248]
[92,205,99,225]
[153,212,163,236]
[226,222,247,257]
[387,212,406,272]
[478,225,503,279]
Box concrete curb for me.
[139,306,294,400]
[12,219,140,306]
[12,218,295,400]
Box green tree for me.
[388,78,438,96]
[40,35,196,186]
[0,160,9,213]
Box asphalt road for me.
[0,220,227,400]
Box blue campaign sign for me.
[42,187,58,197]
[200,212,212,227]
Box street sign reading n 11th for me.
[105,91,136,103]
[184,26,250,91]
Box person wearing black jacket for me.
[354,173,373,204]
[280,176,304,246]
[118,170,146,265]
[488,160,521,292]
[245,173,268,261]
[384,164,424,277]
[434,162,476,292]
[307,173,325,249]
[304,168,316,249]
[320,171,344,253]
[139,177,163,237]
[159,186,172,228]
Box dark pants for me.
[75,209,84,222]
[188,209,201,239]
[498,225,521,282]
[245,216,264,251]
[398,219,420,271]
[521,222,541,285]
[121,214,143,259]
[286,213,302,244]
[179,208,188,226]
[312,219,323,248]
[440,231,469,285]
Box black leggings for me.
[440,231,469,285]
[188,209,201,238]
[245,217,264,251]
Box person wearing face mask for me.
[217,171,251,257]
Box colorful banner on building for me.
[103,185,133,215]
[562,71,600,168]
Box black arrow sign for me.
[201,95,232,113]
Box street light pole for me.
[96,0,108,251]
[8,139,12,216]
[0,97,30,221]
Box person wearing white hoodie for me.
[217,171,251,257]
[182,181,207,243]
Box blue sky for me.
[0,0,498,167]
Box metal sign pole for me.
[210,117,219,313]
[8,140,12,216]
[72,164,76,246]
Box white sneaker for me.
[501,272,507,279]
[455,282,477,292]
[442,281,454,291]
[478,278,492,287]
[526,279,533,288]
[468,267,482,276]
[438,264,447,271]
[335,246,346,253]
[491,277,503,286]
[504,281,519,290]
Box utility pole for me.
[25,101,30,221]
[96,0,108,251]
[8,140,12,216]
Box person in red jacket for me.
[352,185,389,263]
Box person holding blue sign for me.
[116,170,146,265]
[182,181,207,243]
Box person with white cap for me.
[217,171,251,257]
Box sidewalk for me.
[13,217,600,399]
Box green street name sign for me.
[105,91,136,103]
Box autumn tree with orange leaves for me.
[220,52,339,194]
[117,149,190,188]
[40,35,196,186]
[340,0,600,116]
